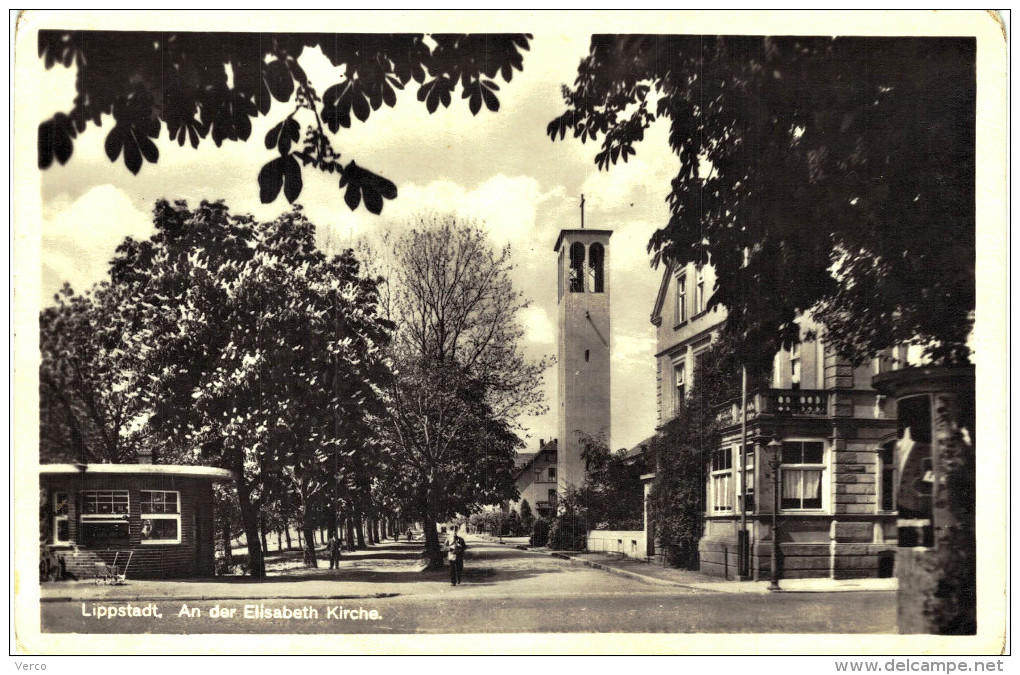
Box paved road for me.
[41,540,896,634]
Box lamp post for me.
[767,437,783,592]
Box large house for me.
[512,439,559,519]
[647,260,902,579]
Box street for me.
[41,538,896,634]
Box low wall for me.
[587,530,647,559]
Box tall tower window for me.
[588,243,605,293]
[569,242,585,292]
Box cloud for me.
[41,184,155,298]
[520,305,556,346]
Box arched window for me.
[588,242,605,293]
[569,242,585,293]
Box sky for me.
[37,31,681,454]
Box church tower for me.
[554,220,612,497]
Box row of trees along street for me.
[40,203,547,576]
[37,31,541,577]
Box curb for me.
[475,537,715,592]
[41,592,401,604]
[546,552,718,592]
[479,539,894,594]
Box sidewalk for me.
[483,537,897,594]
[41,540,429,603]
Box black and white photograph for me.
[12,10,1007,657]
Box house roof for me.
[40,463,234,481]
[514,452,537,470]
[619,435,656,463]
[649,260,676,326]
[515,440,557,478]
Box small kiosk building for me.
[40,463,234,579]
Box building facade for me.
[554,228,612,496]
[649,261,901,579]
[40,463,234,579]
[512,439,559,519]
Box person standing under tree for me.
[446,526,467,586]
[327,533,342,570]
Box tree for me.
[574,432,645,531]
[102,200,392,575]
[39,281,153,463]
[549,36,975,369]
[518,498,534,532]
[381,216,549,567]
[37,31,531,212]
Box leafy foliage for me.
[518,498,535,531]
[546,511,588,551]
[40,282,152,463]
[573,431,645,531]
[38,31,531,212]
[647,342,737,568]
[379,215,550,566]
[550,36,975,367]
[529,517,551,547]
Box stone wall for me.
[587,530,647,559]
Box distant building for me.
[647,260,901,579]
[554,227,612,496]
[512,439,559,519]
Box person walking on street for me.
[327,533,342,569]
[446,526,467,586]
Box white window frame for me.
[710,447,734,514]
[79,489,130,522]
[140,490,182,545]
[738,446,755,513]
[675,272,687,325]
[779,439,829,514]
[673,361,686,413]
[790,342,802,390]
[53,491,70,545]
[694,266,706,314]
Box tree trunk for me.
[345,515,356,552]
[354,512,367,549]
[422,508,443,570]
[276,530,282,551]
[297,529,303,549]
[302,522,318,568]
[284,527,292,550]
[258,513,268,554]
[220,518,234,568]
[373,518,382,544]
[235,480,265,578]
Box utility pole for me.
[580,193,585,229]
[739,365,748,579]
